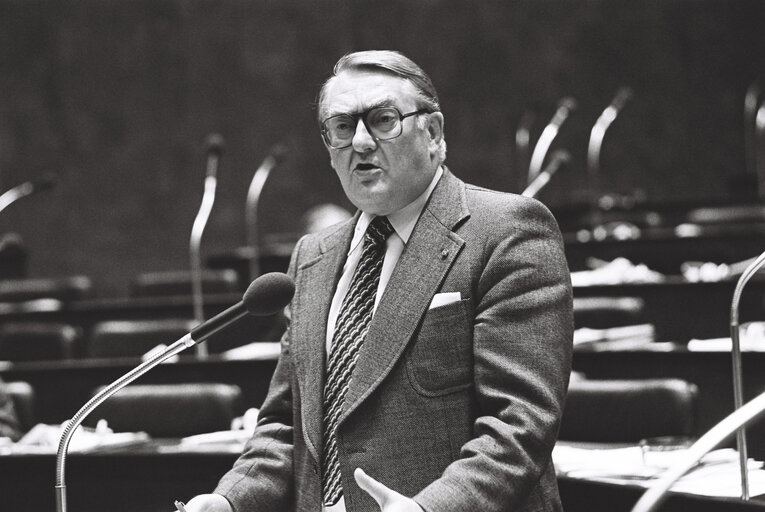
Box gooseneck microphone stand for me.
[55,331,197,512]
[245,144,286,281]
[0,173,57,214]
[586,87,633,237]
[190,134,224,358]
[54,273,295,512]
[729,249,765,499]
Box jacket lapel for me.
[340,170,470,424]
[292,215,357,462]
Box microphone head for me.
[31,173,58,192]
[557,96,578,112]
[242,272,295,316]
[269,143,289,166]
[611,87,634,111]
[205,133,225,157]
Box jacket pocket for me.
[406,298,473,396]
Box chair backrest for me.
[87,318,197,358]
[4,380,35,434]
[130,269,240,297]
[559,377,699,443]
[573,296,646,329]
[0,275,92,302]
[85,383,243,437]
[0,322,81,361]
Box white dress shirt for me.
[322,166,442,512]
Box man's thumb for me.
[354,467,395,507]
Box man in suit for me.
[184,50,573,512]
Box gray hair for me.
[317,50,447,163]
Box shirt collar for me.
[352,166,443,249]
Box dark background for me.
[1,0,763,297]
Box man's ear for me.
[426,111,444,150]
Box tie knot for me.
[366,216,394,247]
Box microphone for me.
[756,97,765,200]
[587,87,633,234]
[744,80,761,184]
[246,143,288,280]
[527,97,577,185]
[190,133,225,357]
[54,272,295,512]
[514,109,537,186]
[727,249,765,499]
[0,173,58,214]
[522,150,571,198]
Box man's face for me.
[321,70,444,216]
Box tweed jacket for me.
[215,168,574,512]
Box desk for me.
[1,440,764,512]
[0,441,240,512]
[0,356,278,425]
[0,293,285,355]
[558,475,765,512]
[573,277,765,342]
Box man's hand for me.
[180,494,232,512]
[354,468,424,512]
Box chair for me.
[85,383,243,437]
[573,296,646,329]
[0,322,82,361]
[4,380,35,434]
[87,318,197,358]
[559,377,699,443]
[130,269,240,297]
[0,232,28,279]
[0,275,92,303]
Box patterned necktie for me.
[322,215,395,506]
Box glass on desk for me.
[639,435,694,469]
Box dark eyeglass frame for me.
[320,106,431,149]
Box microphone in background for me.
[727,249,765,500]
[0,173,58,214]
[514,109,537,188]
[522,150,571,198]
[189,133,225,358]
[756,96,765,200]
[54,272,295,512]
[246,143,288,281]
[586,87,633,237]
[527,97,577,186]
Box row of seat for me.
[3,374,699,442]
[0,319,200,361]
[0,293,647,362]
[0,269,242,303]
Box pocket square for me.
[429,292,461,310]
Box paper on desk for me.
[553,443,765,497]
[221,342,281,360]
[4,422,150,455]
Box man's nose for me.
[351,119,377,153]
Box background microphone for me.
[522,150,571,198]
[587,86,634,235]
[190,133,225,357]
[0,172,58,214]
[55,272,295,512]
[246,143,288,281]
[527,97,577,185]
[204,133,225,179]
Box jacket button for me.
[313,464,319,474]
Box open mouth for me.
[355,163,379,171]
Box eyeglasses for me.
[320,106,431,149]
